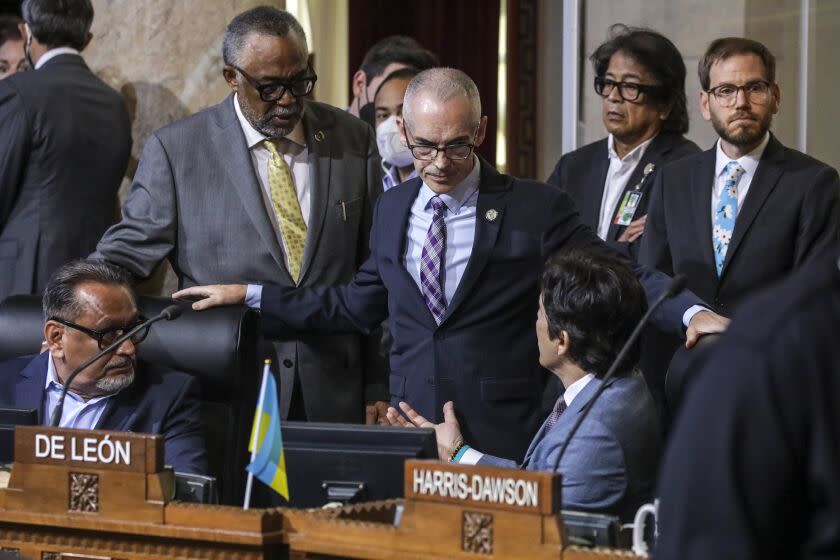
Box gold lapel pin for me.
[485,209,499,222]
[314,131,326,142]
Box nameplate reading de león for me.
[13,426,163,474]
[403,459,561,514]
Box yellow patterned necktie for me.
[264,139,307,284]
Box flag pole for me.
[243,359,272,510]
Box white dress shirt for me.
[34,47,80,69]
[710,132,769,223]
[234,93,311,272]
[597,134,655,239]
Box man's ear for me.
[44,322,64,358]
[351,69,367,99]
[223,66,239,92]
[556,330,570,358]
[397,115,408,146]
[473,115,489,148]
[699,90,711,121]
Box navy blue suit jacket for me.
[0,352,208,475]
[657,248,840,558]
[547,132,700,259]
[260,160,701,460]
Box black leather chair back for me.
[0,295,260,505]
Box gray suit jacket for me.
[0,54,131,301]
[478,374,661,521]
[92,95,386,421]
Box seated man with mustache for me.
[0,260,208,475]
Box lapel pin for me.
[314,131,325,142]
[485,209,499,222]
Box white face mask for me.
[376,115,414,168]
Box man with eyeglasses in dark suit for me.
[547,25,700,260]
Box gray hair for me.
[223,6,308,67]
[43,260,134,322]
[403,67,482,127]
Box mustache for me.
[104,356,136,371]
[266,106,301,118]
[729,112,757,123]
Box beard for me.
[242,102,303,138]
[96,358,136,394]
[711,108,772,149]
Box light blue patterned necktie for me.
[713,161,745,275]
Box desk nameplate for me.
[14,426,163,474]
[404,459,562,514]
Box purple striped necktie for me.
[420,196,447,324]
[545,397,568,431]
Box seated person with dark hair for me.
[385,250,661,521]
[0,260,208,475]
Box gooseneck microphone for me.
[550,275,687,475]
[49,305,183,427]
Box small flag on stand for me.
[243,360,289,508]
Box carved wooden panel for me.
[41,553,60,560]
[462,511,493,554]
[69,473,99,513]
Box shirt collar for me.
[563,373,596,406]
[714,132,769,178]
[417,155,481,215]
[233,93,307,150]
[607,133,656,163]
[35,47,80,70]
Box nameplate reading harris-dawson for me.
[403,459,561,514]
[13,426,164,473]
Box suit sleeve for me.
[260,196,389,338]
[161,375,210,476]
[90,133,177,279]
[0,82,30,230]
[360,126,389,402]
[477,454,519,469]
[543,188,702,337]
[794,165,840,264]
[546,156,564,188]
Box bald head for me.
[403,67,482,128]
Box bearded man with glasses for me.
[0,260,208,475]
[92,7,389,428]
[175,68,728,463]
[640,37,840,418]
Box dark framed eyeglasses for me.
[231,65,317,102]
[49,316,149,350]
[594,76,663,102]
[706,80,772,108]
[403,122,478,161]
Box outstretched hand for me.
[384,401,464,461]
[172,284,248,311]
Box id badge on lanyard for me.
[613,163,655,226]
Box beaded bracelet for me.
[449,440,468,463]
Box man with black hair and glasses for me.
[0,260,208,475]
[0,0,131,304]
[547,25,699,259]
[93,6,389,426]
[174,68,727,462]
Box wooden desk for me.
[0,427,641,560]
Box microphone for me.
[550,274,687,474]
[49,304,183,427]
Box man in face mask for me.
[374,67,419,190]
[348,35,438,129]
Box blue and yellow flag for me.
[246,364,289,500]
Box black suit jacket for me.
[656,248,840,558]
[547,132,700,258]
[258,159,701,460]
[0,54,131,301]
[0,352,208,475]
[640,133,840,316]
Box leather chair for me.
[0,295,260,505]
[663,333,721,424]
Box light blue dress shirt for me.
[403,157,480,306]
[382,162,418,191]
[43,355,113,429]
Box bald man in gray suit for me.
[92,7,387,422]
